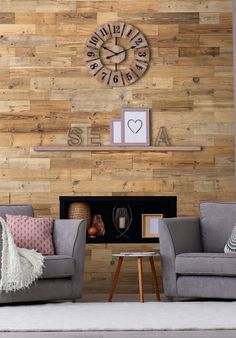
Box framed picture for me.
[110,119,123,145]
[122,108,150,146]
[142,214,163,238]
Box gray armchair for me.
[160,202,236,299]
[0,205,86,303]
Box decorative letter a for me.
[155,127,171,146]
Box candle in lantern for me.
[119,217,126,229]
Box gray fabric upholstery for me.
[0,205,86,303]
[41,255,75,279]
[160,217,202,255]
[159,217,201,297]
[8,279,73,303]
[177,276,236,299]
[0,205,33,220]
[159,219,177,297]
[160,202,236,300]
[200,202,236,252]
[176,252,236,276]
[53,219,87,299]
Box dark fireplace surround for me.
[60,196,177,244]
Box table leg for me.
[149,256,160,301]
[137,257,144,302]
[108,257,123,302]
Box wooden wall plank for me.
[0,13,15,24]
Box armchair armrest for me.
[159,217,202,297]
[53,219,86,257]
[160,217,202,256]
[53,219,87,299]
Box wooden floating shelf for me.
[33,145,202,152]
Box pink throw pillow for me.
[6,215,54,255]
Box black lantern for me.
[112,203,132,238]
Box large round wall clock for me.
[84,22,150,87]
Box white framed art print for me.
[122,108,150,146]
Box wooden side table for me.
[108,251,160,303]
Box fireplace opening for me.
[60,196,177,243]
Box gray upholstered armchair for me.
[0,205,86,303]
[160,202,236,300]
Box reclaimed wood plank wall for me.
[0,0,234,293]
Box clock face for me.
[84,22,150,87]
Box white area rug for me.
[0,301,236,331]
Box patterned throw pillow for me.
[6,215,54,255]
[224,224,236,253]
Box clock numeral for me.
[87,34,103,49]
[84,47,99,62]
[87,59,103,76]
[131,60,148,77]
[122,24,139,41]
[87,51,95,57]
[100,27,108,37]
[131,33,148,49]
[109,22,125,37]
[90,62,98,70]
[126,29,133,38]
[134,47,150,63]
[96,24,111,42]
[101,71,107,80]
[109,70,123,87]
[135,37,143,46]
[113,74,119,83]
[89,36,98,46]
[126,72,132,81]
[121,69,139,86]
[95,67,112,84]
[113,25,120,34]
[136,64,143,71]
[138,51,146,57]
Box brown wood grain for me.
[0,13,15,24]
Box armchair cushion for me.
[176,252,236,276]
[200,202,236,252]
[41,255,75,279]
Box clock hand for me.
[102,46,117,55]
[106,46,135,59]
[115,38,118,71]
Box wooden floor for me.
[81,292,165,303]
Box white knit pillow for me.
[224,225,236,253]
